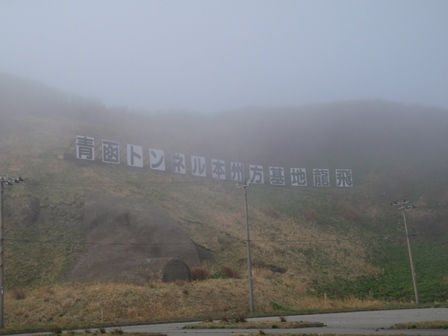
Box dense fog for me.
[1,1,447,113]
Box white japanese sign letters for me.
[74,135,353,187]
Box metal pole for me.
[243,184,255,313]
[402,208,419,304]
[0,182,4,328]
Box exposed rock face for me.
[66,193,200,283]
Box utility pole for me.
[0,176,24,328]
[390,200,419,304]
[237,180,255,313]
[0,180,3,330]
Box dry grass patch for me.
[5,279,385,329]
[190,266,210,281]
[184,320,324,329]
[253,268,275,280]
[301,209,321,224]
[220,264,239,279]
[34,333,165,336]
[11,289,26,300]
[391,320,448,329]
[338,201,362,221]
[235,334,409,336]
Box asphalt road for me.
[118,308,448,335]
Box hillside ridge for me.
[1,73,447,304]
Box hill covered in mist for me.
[1,73,447,305]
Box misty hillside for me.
[1,73,447,304]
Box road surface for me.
[8,308,448,336]
[119,308,447,335]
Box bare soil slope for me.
[66,193,201,283]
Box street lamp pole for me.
[0,181,4,329]
[390,200,419,304]
[0,176,24,328]
[237,180,255,313]
[401,206,419,304]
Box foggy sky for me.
[1,0,447,113]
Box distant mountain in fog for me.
[2,73,448,172]
[1,73,448,302]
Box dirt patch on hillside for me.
[66,192,201,283]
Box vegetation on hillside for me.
[0,73,447,328]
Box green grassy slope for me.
[1,73,447,302]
